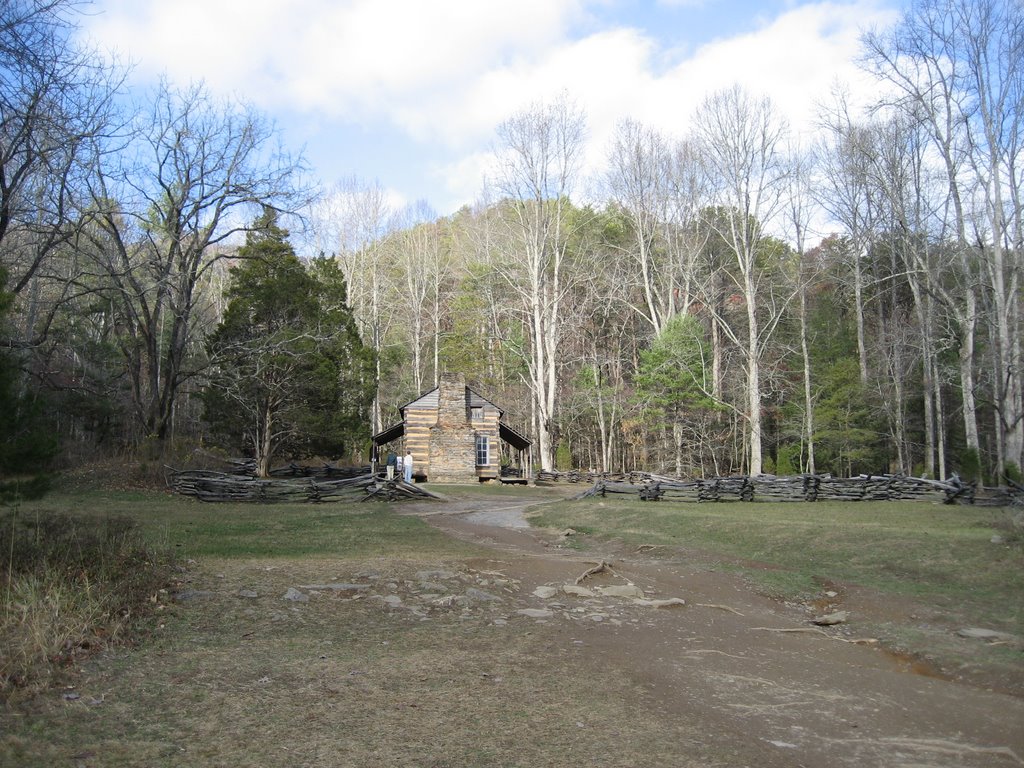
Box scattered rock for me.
[559,528,578,537]
[597,584,645,599]
[956,627,1018,643]
[283,588,309,603]
[562,585,596,598]
[465,588,500,603]
[298,583,371,593]
[990,534,1005,544]
[588,613,607,622]
[237,589,258,599]
[532,586,558,599]
[812,610,849,626]
[419,581,448,593]
[517,608,553,619]
[824,590,838,598]
[634,598,687,609]
[382,595,403,608]
[416,570,456,581]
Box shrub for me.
[0,509,176,696]
[959,447,981,484]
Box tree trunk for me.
[745,271,763,476]
[799,284,816,475]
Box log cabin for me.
[372,373,532,483]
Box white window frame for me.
[475,435,489,466]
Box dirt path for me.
[417,496,1024,768]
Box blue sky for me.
[79,0,902,217]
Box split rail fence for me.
[166,464,441,503]
[535,471,1024,507]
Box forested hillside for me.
[2,0,1021,483]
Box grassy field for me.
[2,487,1022,766]
[16,489,484,560]
[530,495,1024,647]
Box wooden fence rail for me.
[166,467,441,503]
[553,472,1024,507]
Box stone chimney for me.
[428,373,477,482]
[435,373,468,428]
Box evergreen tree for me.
[0,268,57,500]
[635,315,723,476]
[202,213,375,476]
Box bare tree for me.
[603,119,676,334]
[818,95,882,385]
[692,85,791,476]
[488,96,587,471]
[784,144,820,474]
[389,201,451,394]
[862,0,1023,475]
[81,79,308,446]
[324,177,395,433]
[0,0,119,342]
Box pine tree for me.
[202,212,375,476]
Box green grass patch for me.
[18,490,483,561]
[531,498,1024,634]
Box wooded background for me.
[1,0,1021,484]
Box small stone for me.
[562,585,596,598]
[812,610,849,626]
[598,585,645,599]
[559,528,578,537]
[383,595,403,607]
[956,627,1018,642]
[533,586,558,599]
[634,598,687,609]
[298,583,371,593]
[283,588,309,603]
[237,589,258,599]
[517,608,553,619]
[825,590,838,598]
[419,581,448,593]
[588,613,607,622]
[492,618,508,626]
[990,534,1005,544]
[416,570,456,581]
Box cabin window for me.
[475,435,489,466]
[471,407,484,422]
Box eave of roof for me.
[499,421,532,450]
[398,385,505,417]
[372,421,405,445]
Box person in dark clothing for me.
[385,450,397,480]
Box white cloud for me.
[85,0,586,114]
[649,1,897,136]
[82,0,900,215]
